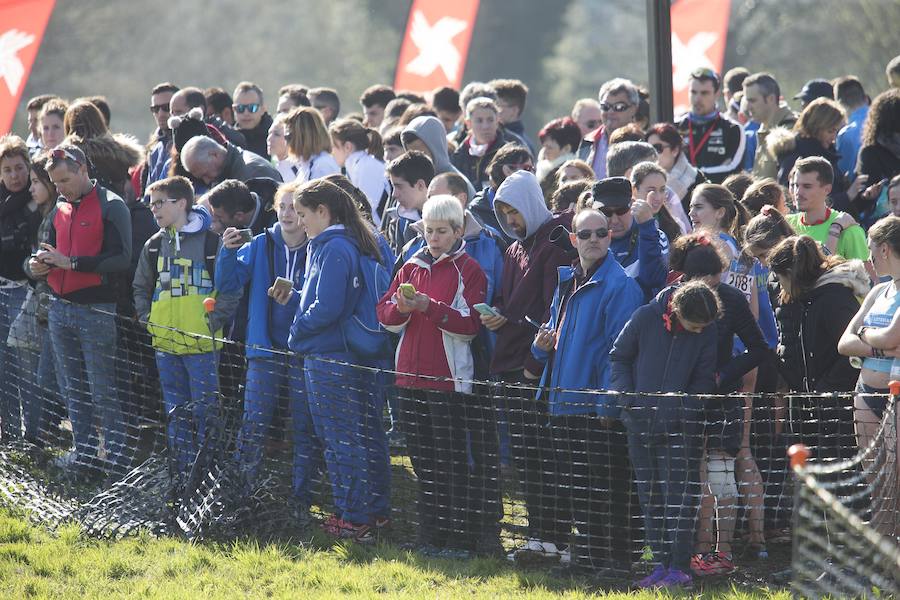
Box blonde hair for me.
[795,98,845,140]
[285,106,331,161]
[422,194,464,231]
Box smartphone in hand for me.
[272,276,293,295]
[473,303,499,318]
[238,228,253,243]
[398,283,416,299]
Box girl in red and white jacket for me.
[376,194,499,557]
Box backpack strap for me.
[146,230,164,285]
[203,230,219,286]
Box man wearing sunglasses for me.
[528,207,643,576]
[30,145,134,477]
[576,78,639,180]
[232,81,272,159]
[145,82,179,191]
[674,68,746,184]
[591,177,668,300]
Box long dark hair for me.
[693,183,749,242]
[294,179,380,259]
[768,235,844,303]
[743,205,795,260]
[669,233,728,279]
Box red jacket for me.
[377,241,487,393]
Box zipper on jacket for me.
[660,334,676,386]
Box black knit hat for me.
[591,177,632,208]
[170,108,211,152]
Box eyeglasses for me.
[150,103,170,114]
[575,227,609,240]
[147,197,182,209]
[599,101,632,113]
[584,119,601,129]
[598,205,630,217]
[48,147,82,166]
[510,162,534,172]
[233,103,261,114]
[651,143,668,153]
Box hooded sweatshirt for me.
[402,116,476,198]
[133,208,240,354]
[489,170,572,375]
[70,133,144,200]
[215,222,307,359]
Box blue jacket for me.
[532,256,643,417]
[215,223,307,359]
[610,286,717,420]
[399,212,505,304]
[468,186,514,245]
[288,226,362,355]
[609,219,669,301]
[836,105,869,181]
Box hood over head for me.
[493,170,552,241]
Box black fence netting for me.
[0,284,897,590]
[790,395,899,598]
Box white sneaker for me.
[507,538,568,562]
[52,449,77,469]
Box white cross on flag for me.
[671,0,732,117]
[0,0,56,135]
[394,0,480,94]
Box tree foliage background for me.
[13,0,899,144]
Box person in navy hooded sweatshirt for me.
[287,179,389,542]
[216,180,320,517]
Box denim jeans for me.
[18,325,64,444]
[0,285,28,440]
[48,299,128,472]
[156,351,219,475]
[621,399,704,572]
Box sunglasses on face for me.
[599,205,630,217]
[575,227,609,240]
[233,103,261,114]
[651,143,668,153]
[599,101,632,113]
[150,103,170,114]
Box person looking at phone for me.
[376,194,493,557]
[484,169,573,563]
[202,179,275,236]
[133,176,239,483]
[528,207,643,576]
[215,180,312,508]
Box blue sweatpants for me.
[301,353,386,524]
[156,351,218,475]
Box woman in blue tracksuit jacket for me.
[288,179,389,538]
[609,280,719,589]
[215,184,314,501]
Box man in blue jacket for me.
[590,177,668,300]
[528,207,643,576]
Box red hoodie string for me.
[688,115,720,165]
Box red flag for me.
[0,0,55,135]
[671,0,731,116]
[393,0,480,94]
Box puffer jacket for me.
[775,260,869,392]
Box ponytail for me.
[743,205,795,261]
[330,118,384,160]
[669,233,728,279]
[294,179,381,259]
[768,234,843,303]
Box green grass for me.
[0,510,791,600]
